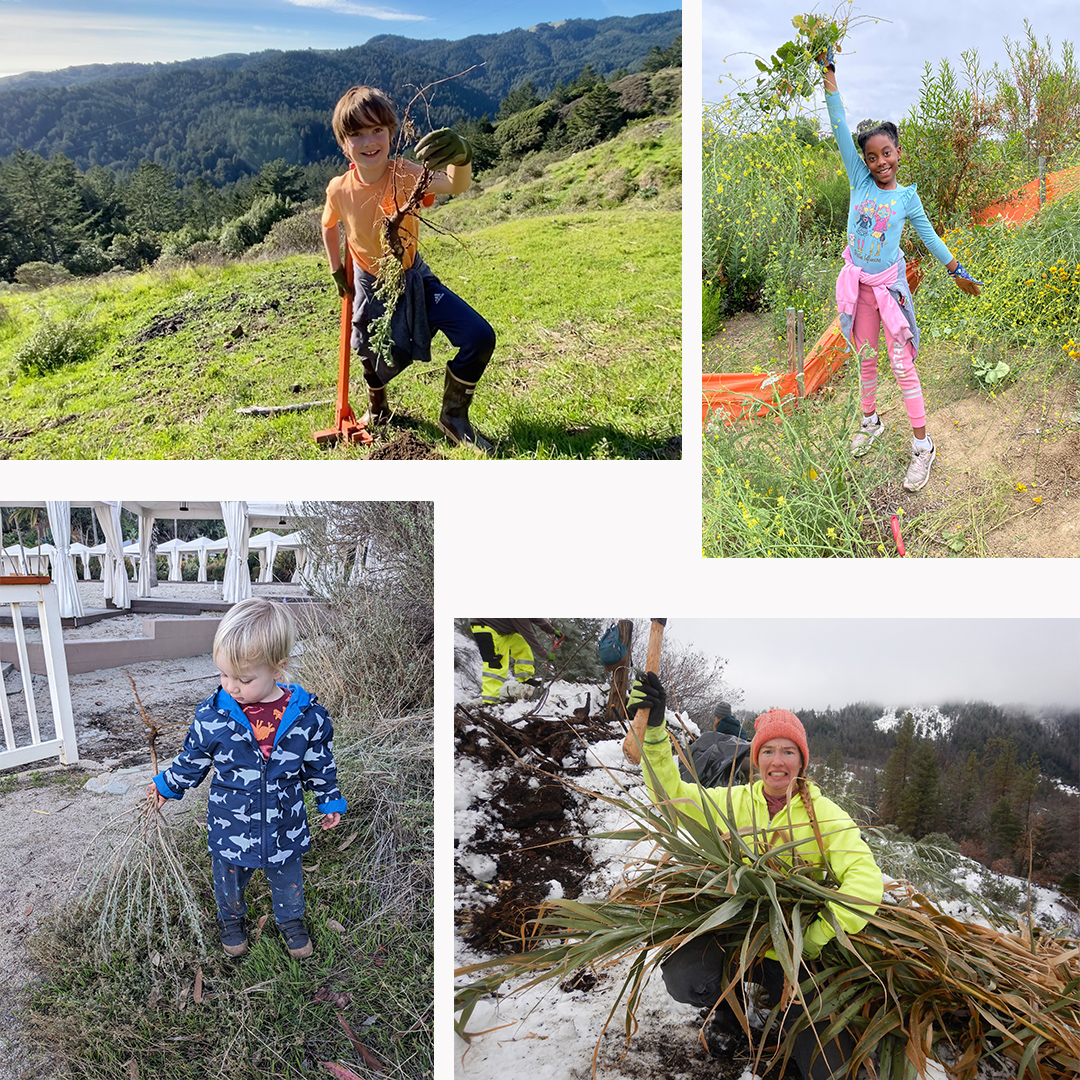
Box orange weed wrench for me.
[621,618,667,765]
[314,244,373,446]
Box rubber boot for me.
[438,367,492,453]
[361,384,390,426]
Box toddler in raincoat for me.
[150,598,346,959]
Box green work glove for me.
[415,128,472,171]
[627,671,667,726]
[331,267,353,298]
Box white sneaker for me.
[904,439,937,492]
[850,416,884,457]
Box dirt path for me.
[900,378,1080,557]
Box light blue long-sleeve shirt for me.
[826,90,953,273]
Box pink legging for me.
[852,282,926,429]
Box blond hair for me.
[331,85,399,147]
[213,598,295,675]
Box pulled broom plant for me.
[455,752,1080,1080]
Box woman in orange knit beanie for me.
[630,674,884,1080]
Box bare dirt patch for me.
[897,380,1080,557]
[367,431,444,460]
[702,311,783,374]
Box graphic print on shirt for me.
[852,196,898,260]
[244,690,291,759]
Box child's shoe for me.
[278,918,314,959]
[903,438,936,492]
[361,384,391,426]
[218,917,248,958]
[850,415,884,457]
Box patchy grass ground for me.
[703,312,1080,557]
[0,208,680,460]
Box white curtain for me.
[222,502,251,603]
[195,537,210,582]
[93,502,129,610]
[158,539,184,581]
[45,502,84,618]
[251,533,280,583]
[136,511,155,597]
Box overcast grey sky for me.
[703,0,1078,129]
[664,619,1080,713]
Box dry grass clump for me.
[72,791,207,964]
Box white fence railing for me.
[0,579,79,769]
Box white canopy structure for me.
[3,502,298,617]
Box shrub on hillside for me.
[259,209,322,256]
[108,232,162,271]
[495,102,561,159]
[15,261,72,289]
[13,315,99,375]
[219,195,293,257]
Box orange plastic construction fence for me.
[972,164,1080,225]
[702,260,923,426]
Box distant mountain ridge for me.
[0,10,680,182]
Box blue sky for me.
[703,0,1077,131]
[0,0,678,79]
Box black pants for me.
[660,934,854,1080]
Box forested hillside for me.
[0,11,680,182]
[783,701,1080,894]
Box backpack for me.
[598,623,628,669]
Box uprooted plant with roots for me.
[368,68,479,365]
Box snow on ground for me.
[453,666,1077,1080]
[873,705,954,739]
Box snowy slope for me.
[873,706,955,739]
[454,674,1077,1080]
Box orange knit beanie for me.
[750,709,809,769]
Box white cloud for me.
[282,0,428,20]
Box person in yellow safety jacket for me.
[468,619,559,703]
[629,672,884,1080]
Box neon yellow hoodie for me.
[641,722,884,957]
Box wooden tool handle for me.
[622,618,667,764]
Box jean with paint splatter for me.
[212,853,305,927]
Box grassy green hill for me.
[0,115,681,460]
[0,216,679,461]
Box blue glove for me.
[816,45,835,74]
[949,261,983,294]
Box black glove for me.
[627,671,667,726]
[331,266,353,298]
[414,128,472,170]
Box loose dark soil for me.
[367,431,443,460]
[455,702,626,953]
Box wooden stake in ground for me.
[621,618,666,764]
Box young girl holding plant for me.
[821,50,982,492]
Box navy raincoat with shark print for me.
[152,683,347,869]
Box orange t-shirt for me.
[321,159,434,274]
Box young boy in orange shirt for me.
[321,85,495,452]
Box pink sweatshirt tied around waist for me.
[836,247,912,347]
